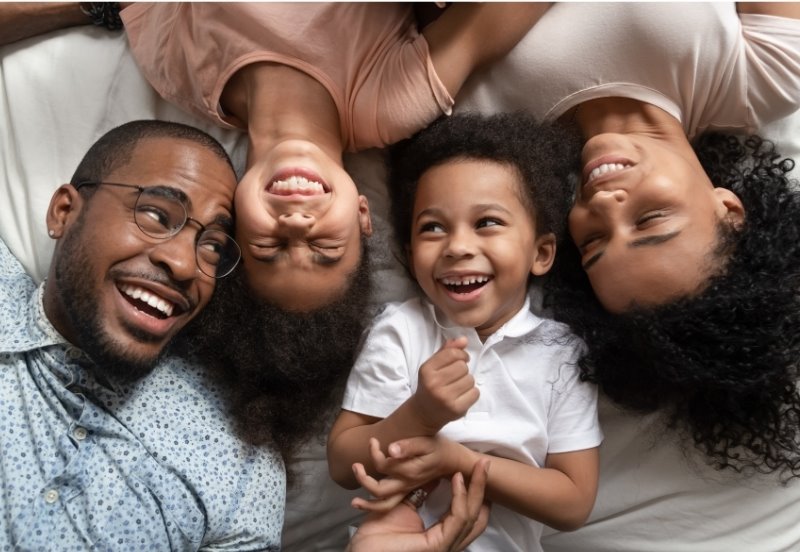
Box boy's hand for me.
[351,436,469,510]
[412,337,479,432]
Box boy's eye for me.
[476,218,502,229]
[419,222,445,234]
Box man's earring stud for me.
[48,229,55,237]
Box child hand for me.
[412,337,479,432]
[352,437,443,501]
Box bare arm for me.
[422,2,552,98]
[387,438,599,531]
[737,2,800,19]
[0,3,89,46]
[328,405,445,490]
[328,338,477,489]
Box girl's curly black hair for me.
[544,133,800,479]
[174,245,372,483]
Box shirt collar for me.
[427,295,545,343]
[35,280,69,346]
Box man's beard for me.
[53,216,162,384]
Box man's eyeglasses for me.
[75,181,241,278]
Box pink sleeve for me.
[349,34,454,151]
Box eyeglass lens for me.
[134,188,240,278]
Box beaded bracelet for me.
[80,2,123,31]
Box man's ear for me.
[46,184,84,239]
[358,195,373,237]
[530,232,557,276]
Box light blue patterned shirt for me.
[0,238,285,551]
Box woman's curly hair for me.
[175,246,372,483]
[544,133,800,479]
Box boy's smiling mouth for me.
[439,274,493,294]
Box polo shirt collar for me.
[427,295,545,342]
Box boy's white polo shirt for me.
[342,296,603,552]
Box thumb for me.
[387,436,430,459]
[442,336,468,350]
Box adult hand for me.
[347,459,491,552]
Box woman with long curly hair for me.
[451,2,800,550]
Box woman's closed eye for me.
[636,210,668,228]
[578,233,603,253]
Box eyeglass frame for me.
[73,180,241,278]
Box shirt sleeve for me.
[350,33,454,151]
[546,341,603,454]
[740,13,800,128]
[342,303,416,418]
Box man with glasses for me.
[0,120,284,549]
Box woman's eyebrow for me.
[629,230,681,248]
[583,231,682,270]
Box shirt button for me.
[66,348,82,360]
[73,427,88,441]
[44,489,59,504]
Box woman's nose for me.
[277,212,315,236]
[587,188,627,214]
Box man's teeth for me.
[270,175,325,194]
[440,275,491,286]
[120,284,174,317]
[588,163,630,182]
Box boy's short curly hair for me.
[545,133,800,479]
[388,112,581,251]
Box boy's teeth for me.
[441,275,490,286]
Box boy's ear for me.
[46,184,84,239]
[530,232,556,276]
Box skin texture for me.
[570,130,744,312]
[42,136,236,381]
[409,160,555,340]
[234,138,372,312]
[567,97,744,312]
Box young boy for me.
[328,113,602,551]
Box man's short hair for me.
[70,120,233,189]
